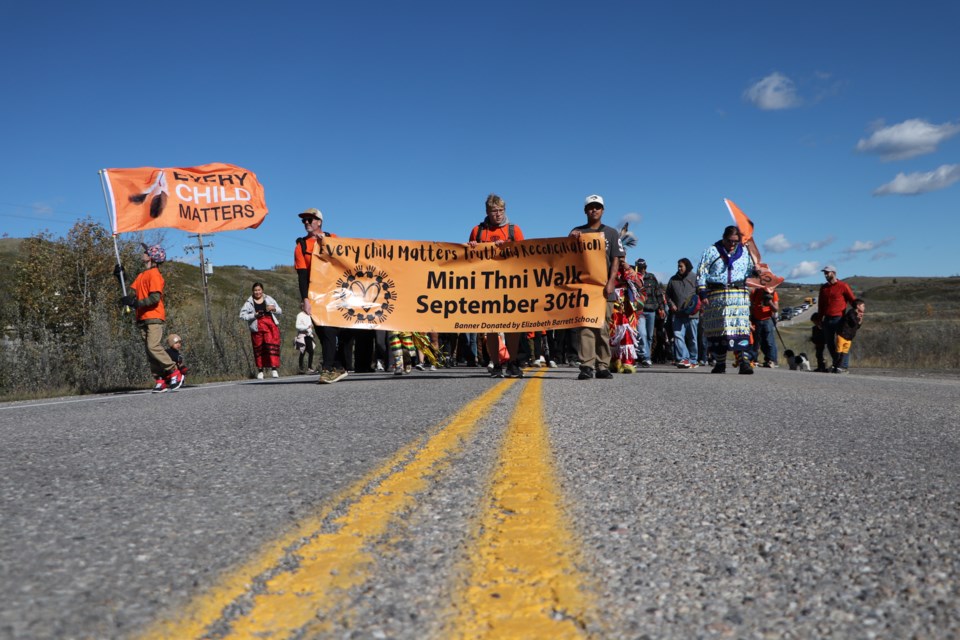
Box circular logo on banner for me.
[333,265,397,325]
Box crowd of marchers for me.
[114,194,865,392]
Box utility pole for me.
[184,233,216,349]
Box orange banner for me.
[308,237,609,332]
[102,163,268,234]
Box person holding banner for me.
[468,194,527,378]
[295,207,347,384]
[117,244,183,393]
[240,282,283,379]
[696,225,756,375]
[569,195,624,381]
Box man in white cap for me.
[569,195,625,380]
[816,265,855,371]
[294,208,346,384]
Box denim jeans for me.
[755,318,778,364]
[672,316,699,362]
[638,311,657,361]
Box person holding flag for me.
[116,244,183,392]
[696,225,756,375]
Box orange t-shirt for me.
[469,223,524,243]
[131,267,165,322]
[294,233,338,270]
[750,288,778,321]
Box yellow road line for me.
[138,380,514,640]
[449,373,598,638]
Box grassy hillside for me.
[774,276,960,368]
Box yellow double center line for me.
[449,374,597,638]
[139,374,596,639]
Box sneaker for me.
[711,363,727,374]
[595,368,613,379]
[256,371,264,380]
[641,360,652,368]
[318,369,348,384]
[505,362,525,378]
[689,363,699,369]
[738,361,754,375]
[490,365,504,378]
[429,364,438,371]
[833,367,848,374]
[394,366,404,376]
[306,368,318,375]
[152,378,168,393]
[375,359,385,372]
[677,359,692,369]
[414,363,425,371]
[271,369,279,378]
[578,366,595,380]
[548,360,558,368]
[166,370,184,391]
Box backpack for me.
[297,232,331,259]
[475,221,515,242]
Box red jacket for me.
[818,280,855,317]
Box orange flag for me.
[102,163,268,234]
[724,198,754,245]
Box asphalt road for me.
[2,365,959,639]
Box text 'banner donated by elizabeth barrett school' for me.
[102,163,268,234]
[308,237,609,332]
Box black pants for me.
[316,325,340,371]
[299,335,315,371]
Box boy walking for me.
[833,299,866,374]
[118,244,183,393]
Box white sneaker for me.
[375,359,385,372]
[256,371,264,380]
[535,356,546,367]
[548,360,558,368]
[429,364,437,371]
[271,369,279,378]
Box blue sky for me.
[1,1,958,283]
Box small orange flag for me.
[102,163,268,234]
[724,198,754,245]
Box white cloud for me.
[788,261,820,278]
[874,164,960,195]
[805,236,835,251]
[744,72,801,110]
[856,119,960,161]
[763,233,793,253]
[844,237,895,254]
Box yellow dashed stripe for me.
[449,373,597,638]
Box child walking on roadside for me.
[117,244,183,393]
[833,299,865,374]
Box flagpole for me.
[99,169,128,294]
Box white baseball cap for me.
[822,264,837,273]
[584,194,605,207]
